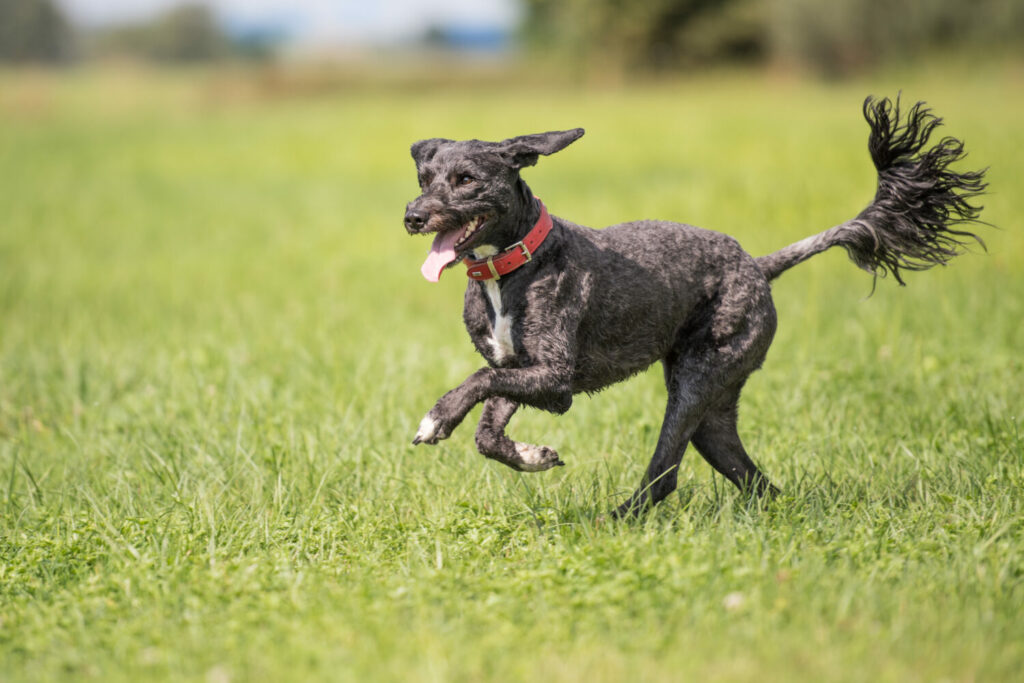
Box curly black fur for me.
[757,95,987,285]
[849,95,988,284]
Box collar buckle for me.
[510,240,532,263]
[463,199,550,282]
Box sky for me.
[57,0,523,45]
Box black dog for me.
[404,97,985,516]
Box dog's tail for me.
[756,96,987,285]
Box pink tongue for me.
[420,229,462,282]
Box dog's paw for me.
[514,442,564,472]
[412,413,449,445]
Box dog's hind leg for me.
[613,360,713,517]
[615,274,778,517]
[691,389,778,497]
[475,396,564,472]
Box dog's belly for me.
[570,335,670,393]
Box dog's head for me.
[405,128,584,281]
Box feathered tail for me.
[756,95,987,285]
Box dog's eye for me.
[457,174,475,186]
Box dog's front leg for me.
[474,396,564,472]
[412,365,573,446]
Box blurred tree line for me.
[2,0,1022,73]
[0,0,266,64]
[91,4,232,62]
[524,0,1024,75]
[0,0,72,62]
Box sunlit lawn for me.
[1,64,1022,681]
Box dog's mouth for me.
[420,214,490,282]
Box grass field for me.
[1,64,1022,681]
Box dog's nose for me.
[405,208,428,233]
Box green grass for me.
[1,65,1022,682]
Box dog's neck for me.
[469,244,501,260]
[469,179,541,260]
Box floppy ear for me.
[495,128,585,169]
[410,138,450,165]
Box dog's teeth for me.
[456,217,486,245]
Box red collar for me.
[464,200,552,281]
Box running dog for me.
[403,97,985,516]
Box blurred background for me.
[2,0,1022,78]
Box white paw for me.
[413,415,439,445]
[514,442,564,472]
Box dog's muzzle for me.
[404,207,429,233]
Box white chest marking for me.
[483,280,515,363]
[471,244,516,363]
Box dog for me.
[403,96,985,516]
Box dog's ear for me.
[411,138,450,166]
[495,128,585,169]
